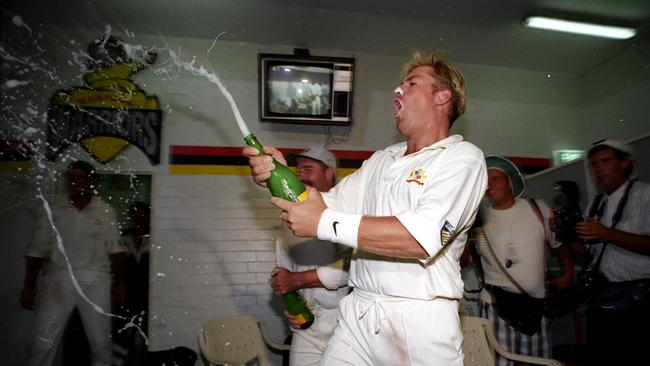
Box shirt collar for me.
[386,135,464,158]
[605,179,631,202]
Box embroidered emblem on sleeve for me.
[440,220,455,246]
[406,168,427,185]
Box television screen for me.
[266,63,333,117]
[259,53,354,125]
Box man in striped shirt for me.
[572,139,650,366]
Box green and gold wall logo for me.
[47,36,162,164]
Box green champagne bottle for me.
[280,291,314,329]
[244,133,314,329]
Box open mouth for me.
[393,99,403,116]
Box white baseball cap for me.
[289,147,337,171]
[589,139,632,156]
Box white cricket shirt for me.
[323,135,487,300]
[478,198,559,299]
[26,195,122,273]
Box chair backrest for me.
[198,315,271,366]
[461,316,563,366]
[461,316,495,366]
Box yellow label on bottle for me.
[294,314,308,325]
[297,190,309,202]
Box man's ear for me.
[435,89,452,106]
[325,167,336,182]
[622,156,633,171]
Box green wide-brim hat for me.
[485,155,526,198]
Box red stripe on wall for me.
[508,157,551,168]
[506,156,551,175]
[168,146,549,172]
[170,145,375,161]
[170,145,244,156]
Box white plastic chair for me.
[198,315,290,366]
[461,316,563,366]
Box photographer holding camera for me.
[559,139,650,366]
[551,180,584,245]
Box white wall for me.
[150,175,287,353]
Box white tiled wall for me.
[149,172,289,364]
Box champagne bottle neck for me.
[244,134,264,154]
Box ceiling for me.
[2,0,650,75]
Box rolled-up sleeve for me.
[317,257,349,290]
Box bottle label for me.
[294,314,308,325]
[297,190,309,202]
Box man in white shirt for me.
[270,147,350,366]
[20,161,126,366]
[462,156,574,365]
[245,51,487,365]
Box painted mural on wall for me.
[46,36,162,165]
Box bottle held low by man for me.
[244,134,314,329]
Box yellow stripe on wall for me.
[336,168,356,178]
[0,161,33,171]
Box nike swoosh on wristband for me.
[332,221,340,236]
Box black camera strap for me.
[590,179,635,270]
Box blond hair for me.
[401,51,467,125]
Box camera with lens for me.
[552,180,583,243]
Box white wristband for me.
[317,208,362,248]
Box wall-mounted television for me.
[259,52,354,126]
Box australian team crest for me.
[440,220,455,246]
[406,168,427,185]
[46,36,162,165]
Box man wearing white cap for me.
[462,156,574,365]
[270,147,351,366]
[572,139,650,366]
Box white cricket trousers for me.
[321,289,464,366]
[26,269,112,366]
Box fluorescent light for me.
[523,16,637,40]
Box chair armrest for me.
[257,318,291,352]
[482,323,563,366]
